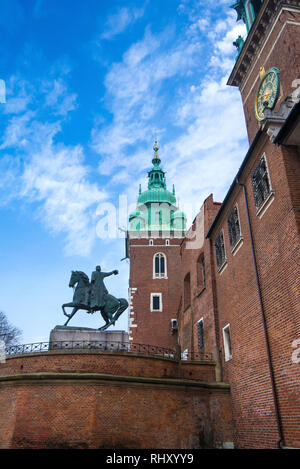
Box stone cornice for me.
[228,0,300,88]
[0,372,230,391]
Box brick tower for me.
[128,141,186,348]
[207,0,300,448]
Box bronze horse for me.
[62,271,128,331]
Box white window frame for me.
[153,252,167,279]
[197,318,204,350]
[222,324,232,362]
[150,293,163,312]
[165,239,170,246]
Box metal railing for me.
[5,341,174,359]
[4,341,213,362]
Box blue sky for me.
[0,0,248,343]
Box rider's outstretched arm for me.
[102,270,118,278]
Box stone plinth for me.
[49,326,129,350]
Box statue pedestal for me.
[49,326,129,350]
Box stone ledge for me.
[0,372,230,391]
[4,350,178,362]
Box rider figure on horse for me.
[90,265,118,310]
[62,266,127,331]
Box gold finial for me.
[153,139,159,154]
[259,66,266,80]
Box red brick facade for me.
[128,0,300,449]
[128,235,183,348]
[0,0,298,451]
[0,352,233,449]
[230,4,300,144]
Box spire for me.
[152,139,161,166]
[148,139,165,190]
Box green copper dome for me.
[129,140,186,233]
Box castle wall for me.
[237,7,300,143]
[128,237,183,348]
[0,352,233,449]
[209,139,300,448]
[178,196,221,362]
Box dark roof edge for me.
[273,100,300,145]
[206,129,263,239]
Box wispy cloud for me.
[21,139,107,256]
[101,6,145,40]
[92,26,203,177]
[0,72,107,256]
[91,7,248,225]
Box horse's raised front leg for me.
[62,302,75,317]
[63,306,79,326]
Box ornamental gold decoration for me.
[255,67,280,121]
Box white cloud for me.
[21,141,108,256]
[101,6,145,40]
[43,78,77,115]
[91,5,248,228]
[0,74,104,256]
[92,27,203,176]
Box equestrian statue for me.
[62,266,128,331]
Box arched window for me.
[197,253,206,289]
[153,253,167,278]
[184,273,191,310]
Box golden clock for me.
[255,67,280,121]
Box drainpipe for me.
[237,178,284,449]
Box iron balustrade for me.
[3,341,213,361]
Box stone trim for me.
[0,372,230,391]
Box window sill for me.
[231,237,244,256]
[256,191,275,219]
[217,260,228,274]
[153,276,168,280]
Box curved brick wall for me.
[0,351,216,382]
[0,352,233,449]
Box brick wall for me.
[238,8,300,144]
[0,352,233,449]
[209,138,300,448]
[0,351,216,382]
[178,196,221,364]
[128,236,183,348]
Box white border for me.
[150,292,163,312]
[222,324,232,362]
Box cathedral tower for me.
[229,0,300,143]
[128,142,186,348]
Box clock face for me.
[255,67,280,121]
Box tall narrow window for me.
[228,206,241,249]
[223,324,232,362]
[197,319,204,350]
[215,230,226,271]
[151,293,162,312]
[252,155,272,210]
[184,273,191,309]
[197,254,206,289]
[153,253,167,278]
